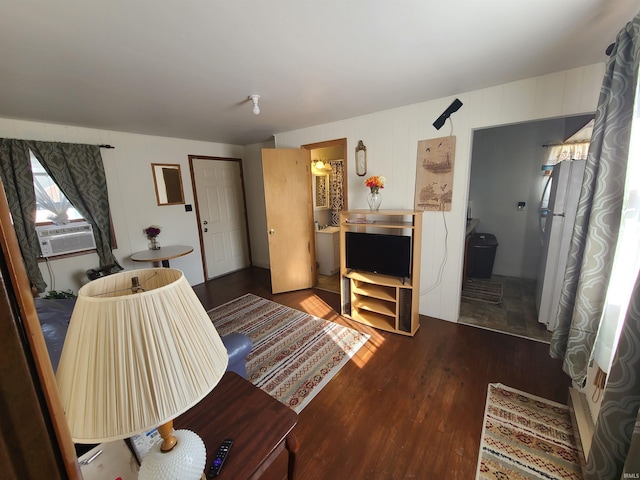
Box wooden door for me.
[262,148,315,293]
[0,183,81,479]
[192,157,250,279]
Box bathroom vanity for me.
[315,226,340,275]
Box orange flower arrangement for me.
[364,175,386,194]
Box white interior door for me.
[192,158,250,279]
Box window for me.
[1,139,120,290]
[30,151,83,224]
[593,83,640,374]
[29,150,104,258]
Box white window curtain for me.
[30,152,78,224]
[545,141,590,165]
[592,82,640,374]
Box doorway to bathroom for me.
[460,114,593,342]
[302,138,348,293]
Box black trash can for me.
[469,233,498,279]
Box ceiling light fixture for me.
[249,94,260,115]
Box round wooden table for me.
[130,245,194,268]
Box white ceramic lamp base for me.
[138,429,206,480]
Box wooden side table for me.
[174,372,299,480]
[130,244,193,267]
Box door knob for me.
[203,220,208,225]
[204,228,208,232]
[269,229,275,235]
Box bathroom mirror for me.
[151,163,185,206]
[314,173,330,209]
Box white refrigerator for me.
[535,159,586,331]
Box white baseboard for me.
[569,387,594,478]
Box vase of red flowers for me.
[144,225,162,250]
[364,175,386,211]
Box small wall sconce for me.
[311,161,331,178]
[313,160,331,172]
[355,140,367,176]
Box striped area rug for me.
[208,293,369,413]
[476,384,581,480]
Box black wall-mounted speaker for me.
[433,98,463,130]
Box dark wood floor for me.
[193,267,571,480]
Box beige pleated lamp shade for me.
[56,268,228,443]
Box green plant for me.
[43,289,77,300]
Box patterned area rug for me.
[463,279,503,304]
[208,293,369,413]
[476,384,581,480]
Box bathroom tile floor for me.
[459,275,552,343]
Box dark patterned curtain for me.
[0,139,121,292]
[549,13,639,386]
[0,139,46,291]
[27,141,121,273]
[329,160,344,226]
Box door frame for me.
[0,182,81,478]
[188,155,252,280]
[302,138,349,213]
[302,138,348,285]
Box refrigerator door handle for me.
[539,174,553,245]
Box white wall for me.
[242,139,274,269]
[0,118,243,292]
[275,63,605,322]
[1,63,605,314]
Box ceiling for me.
[1,1,638,145]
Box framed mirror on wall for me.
[151,163,185,206]
[314,173,330,209]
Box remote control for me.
[207,439,233,478]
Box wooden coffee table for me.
[174,372,299,480]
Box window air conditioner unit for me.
[36,222,97,257]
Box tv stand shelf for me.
[348,270,412,289]
[340,210,422,336]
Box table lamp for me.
[55,268,228,479]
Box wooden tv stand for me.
[339,210,422,336]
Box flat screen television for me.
[345,232,411,279]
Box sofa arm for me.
[221,332,252,379]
